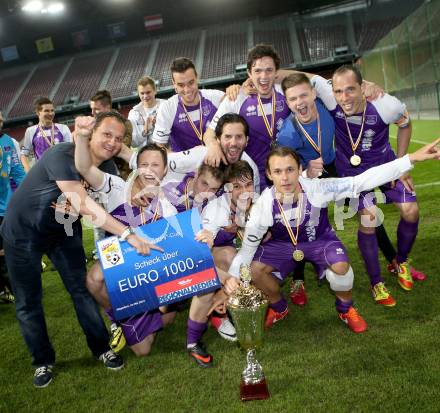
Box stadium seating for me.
[301,20,346,61]
[202,24,248,80]
[52,50,113,106]
[105,42,152,98]
[254,17,294,67]
[151,31,199,87]
[0,70,31,115]
[355,17,404,52]
[9,59,68,118]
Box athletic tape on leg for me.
[325,266,354,292]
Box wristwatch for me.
[120,226,135,241]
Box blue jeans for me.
[4,230,110,367]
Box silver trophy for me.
[227,264,270,401]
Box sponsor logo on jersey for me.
[364,129,375,138]
[365,115,377,125]
[246,105,257,116]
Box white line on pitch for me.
[389,135,430,145]
[416,181,440,188]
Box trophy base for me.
[240,379,270,401]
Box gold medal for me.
[344,104,367,167]
[350,154,361,166]
[275,193,305,263]
[293,249,304,261]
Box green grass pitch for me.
[1,120,439,412]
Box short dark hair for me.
[93,110,126,132]
[34,96,53,112]
[137,143,168,167]
[90,90,112,107]
[215,113,249,138]
[170,57,197,77]
[333,64,363,86]
[197,164,225,184]
[225,160,254,183]
[281,73,312,94]
[247,44,281,72]
[266,146,301,172]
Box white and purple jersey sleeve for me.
[201,193,232,238]
[21,125,36,157]
[166,145,207,174]
[90,172,128,213]
[301,155,413,208]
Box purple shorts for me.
[356,180,417,211]
[254,231,348,280]
[118,310,163,346]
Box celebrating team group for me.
[1,43,439,388]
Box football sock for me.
[187,318,208,347]
[358,230,383,287]
[396,218,419,264]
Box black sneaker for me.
[99,350,124,370]
[187,342,213,368]
[33,365,53,388]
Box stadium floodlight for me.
[21,0,44,13]
[46,2,65,14]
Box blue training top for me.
[276,98,335,168]
[0,133,25,217]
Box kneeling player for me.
[75,130,176,356]
[228,142,440,333]
[201,161,256,341]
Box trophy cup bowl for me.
[227,264,270,401]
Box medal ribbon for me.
[39,124,55,147]
[184,177,194,211]
[295,112,322,156]
[181,96,203,142]
[275,193,304,248]
[140,199,160,225]
[257,91,276,140]
[343,103,367,155]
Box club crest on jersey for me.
[365,115,377,125]
[275,100,285,112]
[202,105,211,117]
[178,112,187,122]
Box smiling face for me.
[285,82,318,124]
[266,154,301,195]
[193,171,222,203]
[228,175,254,210]
[138,84,156,108]
[172,68,199,106]
[332,71,365,116]
[248,56,277,98]
[136,149,167,187]
[219,122,249,164]
[89,117,125,163]
[37,104,55,126]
